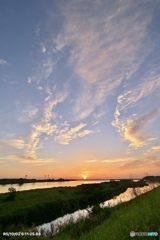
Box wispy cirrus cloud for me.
[18,105,39,123]
[85,159,98,163]
[28,38,56,86]
[55,123,93,145]
[28,57,55,85]
[0,139,25,150]
[113,74,160,148]
[37,86,43,91]
[1,154,55,165]
[27,0,159,147]
[0,58,8,65]
[102,157,135,163]
[18,154,55,165]
[51,0,154,121]
[25,88,69,159]
[113,109,160,148]
[119,157,159,170]
[25,131,41,159]
[151,145,160,151]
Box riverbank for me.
[52,185,160,240]
[0,180,146,234]
[0,178,73,185]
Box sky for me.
[0,0,160,180]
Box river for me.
[0,180,108,193]
[37,182,160,235]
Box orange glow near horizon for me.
[0,156,159,180]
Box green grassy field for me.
[52,186,160,240]
[0,180,148,238]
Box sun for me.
[83,175,87,180]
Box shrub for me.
[4,187,17,201]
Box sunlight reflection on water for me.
[0,180,107,193]
[101,182,160,207]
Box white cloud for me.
[73,84,109,121]
[28,56,55,86]
[35,24,40,38]
[18,105,39,122]
[119,157,159,170]
[28,77,32,84]
[37,86,43,91]
[53,0,154,121]
[113,73,160,148]
[25,88,69,158]
[3,154,55,165]
[102,157,135,163]
[53,34,68,52]
[26,131,41,159]
[55,123,93,144]
[21,156,55,165]
[113,109,160,148]
[151,145,160,151]
[33,122,57,136]
[0,59,8,65]
[41,45,46,54]
[115,77,160,114]
[85,160,98,163]
[42,57,55,79]
[0,139,25,149]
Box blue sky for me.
[0,0,160,179]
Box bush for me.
[4,187,17,201]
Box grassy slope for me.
[0,187,74,216]
[0,186,77,230]
[0,181,145,218]
[53,186,160,240]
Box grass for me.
[51,186,160,240]
[0,186,79,230]
[0,180,148,237]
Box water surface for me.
[0,180,107,193]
